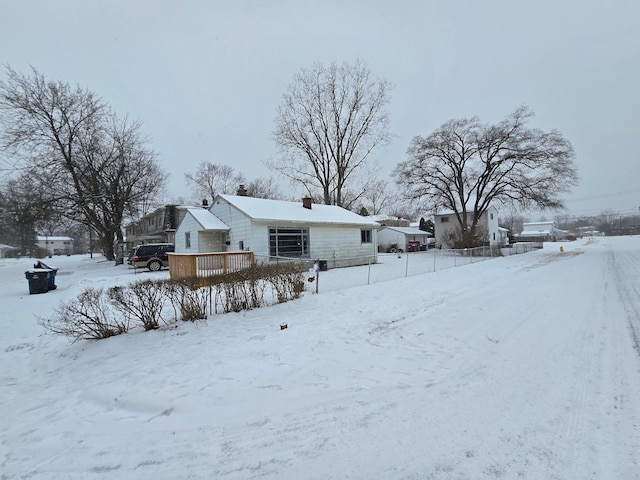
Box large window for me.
[269,227,309,258]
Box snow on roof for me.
[36,236,73,241]
[380,226,432,236]
[186,207,229,231]
[368,214,407,223]
[522,221,554,228]
[217,194,378,226]
[520,230,551,236]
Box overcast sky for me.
[2,0,639,218]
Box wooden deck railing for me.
[168,252,255,280]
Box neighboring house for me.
[175,192,379,268]
[434,206,500,247]
[125,204,193,249]
[36,236,73,256]
[174,207,230,253]
[0,243,18,259]
[576,225,603,237]
[518,221,556,242]
[377,226,433,252]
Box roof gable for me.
[186,208,229,231]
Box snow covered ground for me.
[1,236,639,479]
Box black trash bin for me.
[25,269,51,294]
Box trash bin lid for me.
[25,268,52,273]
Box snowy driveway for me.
[1,237,639,479]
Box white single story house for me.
[36,236,73,256]
[175,193,379,268]
[518,221,556,241]
[377,226,433,252]
[434,205,500,247]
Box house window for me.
[490,213,494,220]
[269,227,309,258]
[185,232,191,248]
[440,217,449,223]
[361,229,372,243]
[493,232,496,240]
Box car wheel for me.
[147,259,162,272]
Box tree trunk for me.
[99,232,115,261]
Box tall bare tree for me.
[0,66,165,260]
[395,106,577,247]
[184,161,243,202]
[271,60,392,206]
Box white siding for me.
[211,200,254,252]
[197,231,224,252]
[486,207,500,247]
[174,213,200,253]
[308,225,377,267]
[434,213,460,248]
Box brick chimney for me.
[237,184,247,196]
[302,196,312,209]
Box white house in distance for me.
[377,226,433,252]
[175,192,379,268]
[36,236,73,256]
[434,206,501,247]
[519,221,556,242]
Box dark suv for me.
[128,243,174,271]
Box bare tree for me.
[184,161,243,202]
[244,176,284,200]
[360,178,393,216]
[0,66,165,260]
[271,60,392,206]
[394,106,577,247]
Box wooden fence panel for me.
[168,252,255,280]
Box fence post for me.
[405,250,409,277]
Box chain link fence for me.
[255,242,543,293]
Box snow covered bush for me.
[265,262,306,303]
[165,279,210,322]
[38,287,129,342]
[107,279,167,331]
